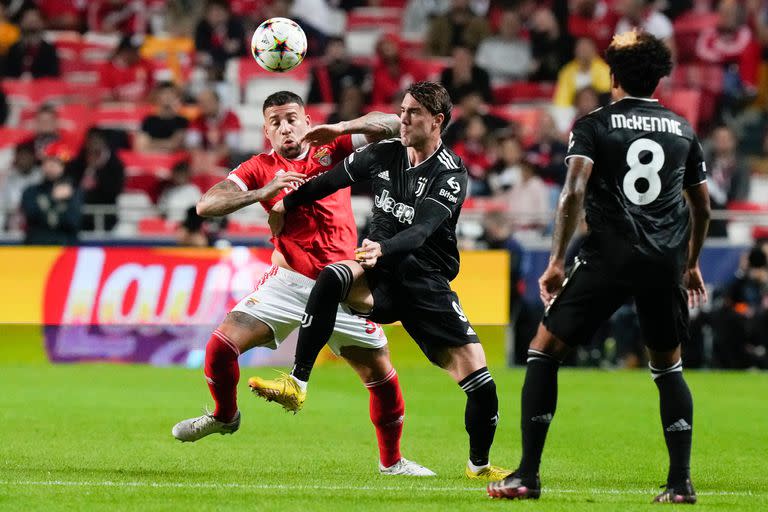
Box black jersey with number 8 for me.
[566,97,706,270]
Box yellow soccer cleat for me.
[248,371,306,413]
[465,464,514,482]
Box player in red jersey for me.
[171,91,434,476]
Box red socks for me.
[204,330,240,422]
[367,368,404,468]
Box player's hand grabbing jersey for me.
[566,97,706,269]
[227,133,367,278]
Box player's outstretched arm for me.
[282,160,358,211]
[541,156,593,304]
[302,112,400,146]
[683,182,711,307]
[196,172,305,217]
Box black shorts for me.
[542,256,690,352]
[364,267,480,365]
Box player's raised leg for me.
[249,260,367,410]
[172,312,272,442]
[341,345,435,476]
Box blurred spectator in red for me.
[307,37,369,104]
[0,4,19,55]
[476,8,533,80]
[25,104,64,159]
[3,7,60,78]
[66,128,125,232]
[615,0,674,52]
[136,82,189,153]
[88,0,147,36]
[326,85,365,124]
[0,141,40,231]
[371,33,413,106]
[567,0,619,52]
[439,45,492,104]
[706,125,751,237]
[505,159,550,234]
[100,35,155,103]
[696,0,761,102]
[553,37,611,107]
[452,114,493,195]
[427,0,490,57]
[187,88,241,167]
[158,161,201,223]
[526,112,568,186]
[38,0,84,31]
[20,141,82,245]
[194,0,246,68]
[487,135,525,195]
[529,8,566,81]
[444,89,507,147]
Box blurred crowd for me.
[0,0,767,246]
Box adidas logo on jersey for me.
[531,413,553,424]
[377,170,390,181]
[665,419,692,432]
[466,326,476,335]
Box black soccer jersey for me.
[566,96,707,268]
[343,138,468,280]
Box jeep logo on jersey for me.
[375,189,415,224]
[415,177,428,197]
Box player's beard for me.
[278,140,303,159]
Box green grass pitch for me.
[0,339,766,510]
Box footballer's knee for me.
[316,262,358,302]
[648,346,682,370]
[341,345,393,383]
[529,323,571,361]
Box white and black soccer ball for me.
[251,17,307,73]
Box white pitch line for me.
[0,480,760,497]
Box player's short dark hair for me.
[405,81,453,131]
[604,31,672,97]
[263,91,305,113]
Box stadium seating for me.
[493,81,556,104]
[488,106,543,146]
[656,88,702,130]
[137,217,179,235]
[0,127,34,149]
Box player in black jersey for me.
[488,31,711,503]
[249,81,511,481]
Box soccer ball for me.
[251,17,307,73]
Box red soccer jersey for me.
[228,134,364,279]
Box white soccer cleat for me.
[379,458,437,477]
[172,410,241,442]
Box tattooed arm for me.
[538,156,593,305]
[196,172,305,217]
[301,111,400,146]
